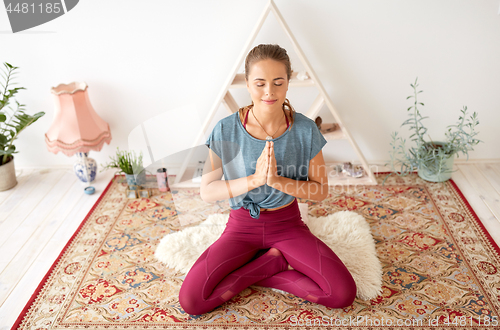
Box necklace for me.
[251,107,286,140]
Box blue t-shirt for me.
[205,111,327,219]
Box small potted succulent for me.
[100,147,146,189]
[0,62,45,191]
[385,77,481,183]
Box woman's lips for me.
[262,99,277,105]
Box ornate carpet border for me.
[11,175,116,330]
[447,178,500,257]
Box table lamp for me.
[45,82,112,193]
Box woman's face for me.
[246,59,289,111]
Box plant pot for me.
[125,171,146,189]
[0,156,18,191]
[417,141,455,182]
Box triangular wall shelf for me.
[173,0,377,187]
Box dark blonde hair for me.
[239,44,296,127]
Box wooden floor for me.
[0,162,499,329]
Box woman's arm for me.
[200,148,263,203]
[268,149,329,201]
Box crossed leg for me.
[219,247,285,301]
[253,226,357,308]
[179,215,356,314]
[178,235,288,315]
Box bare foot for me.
[267,248,293,270]
[266,247,283,257]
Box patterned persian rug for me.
[13,173,500,329]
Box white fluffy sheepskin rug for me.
[155,210,382,301]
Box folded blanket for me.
[155,210,382,300]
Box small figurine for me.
[342,162,364,178]
[315,116,340,134]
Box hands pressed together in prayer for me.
[246,139,327,201]
[253,140,281,189]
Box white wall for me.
[1,0,499,172]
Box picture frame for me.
[138,188,151,198]
[126,189,138,199]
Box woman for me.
[178,44,356,315]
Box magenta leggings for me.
[178,199,356,315]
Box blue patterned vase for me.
[125,171,146,190]
[74,152,97,183]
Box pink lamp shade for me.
[45,82,112,156]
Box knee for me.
[335,278,357,308]
[179,292,203,315]
[321,276,356,309]
[179,285,203,315]
[178,291,194,315]
[341,288,357,307]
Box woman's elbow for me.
[200,187,211,203]
[200,192,212,204]
[317,183,329,201]
[200,184,217,204]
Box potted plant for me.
[100,147,146,189]
[385,77,481,184]
[0,62,45,191]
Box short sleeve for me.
[310,123,327,160]
[205,122,223,159]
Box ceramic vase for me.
[125,171,146,190]
[74,152,97,184]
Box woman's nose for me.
[265,85,274,95]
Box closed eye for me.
[257,84,283,87]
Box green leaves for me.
[7,110,45,135]
[0,62,45,165]
[444,106,481,160]
[100,147,144,175]
[386,77,482,183]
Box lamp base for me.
[74,152,97,184]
